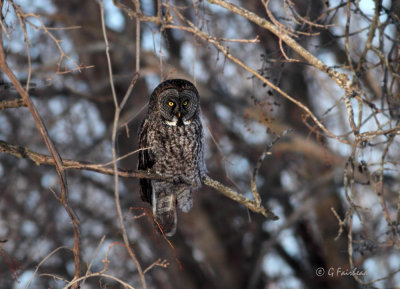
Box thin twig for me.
[134,0,141,73]
[25,247,70,289]
[375,134,400,247]
[0,5,81,287]
[81,236,106,288]
[330,207,347,241]
[10,2,81,74]
[98,1,146,288]
[61,272,136,289]
[251,130,290,207]
[143,259,170,274]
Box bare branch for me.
[113,0,161,24]
[207,0,354,92]
[99,1,146,288]
[203,176,278,220]
[25,247,70,289]
[0,98,27,109]
[251,130,290,207]
[0,7,82,286]
[164,6,352,145]
[0,139,278,220]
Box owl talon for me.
[172,176,191,185]
[172,176,181,184]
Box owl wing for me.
[138,118,154,204]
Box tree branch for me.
[0,140,278,220]
[98,0,146,286]
[0,4,81,286]
[164,6,352,145]
[203,177,278,220]
[0,98,27,109]
[207,0,354,93]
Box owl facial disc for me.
[156,86,199,126]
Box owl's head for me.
[150,79,200,126]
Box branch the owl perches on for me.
[0,140,278,221]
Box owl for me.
[138,79,206,236]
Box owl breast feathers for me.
[138,79,206,236]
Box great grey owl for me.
[138,79,206,236]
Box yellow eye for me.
[183,100,188,106]
[168,101,174,107]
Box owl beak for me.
[177,112,181,118]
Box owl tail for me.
[154,194,177,237]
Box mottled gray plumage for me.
[138,79,206,236]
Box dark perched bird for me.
[138,79,206,236]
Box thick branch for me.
[207,0,354,93]
[0,140,278,220]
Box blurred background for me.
[1,0,400,288]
